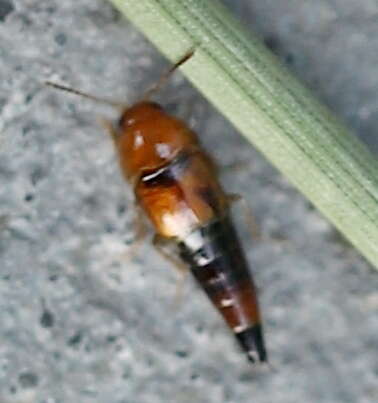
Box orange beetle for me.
[46,51,267,364]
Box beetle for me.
[45,50,267,364]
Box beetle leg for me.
[221,160,250,173]
[227,193,262,241]
[153,234,188,273]
[228,193,288,246]
[153,234,190,308]
[132,207,148,240]
[172,272,188,307]
[98,117,118,143]
[120,207,148,262]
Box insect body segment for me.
[178,215,267,362]
[46,51,267,365]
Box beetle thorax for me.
[115,102,199,181]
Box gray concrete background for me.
[0,0,378,402]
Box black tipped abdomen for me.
[179,215,267,364]
[236,324,267,363]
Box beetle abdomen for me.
[178,215,267,363]
[136,149,267,363]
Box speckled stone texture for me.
[1,1,378,402]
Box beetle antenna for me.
[141,49,195,100]
[44,81,126,110]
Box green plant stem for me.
[108,0,378,269]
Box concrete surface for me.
[1,0,378,402]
